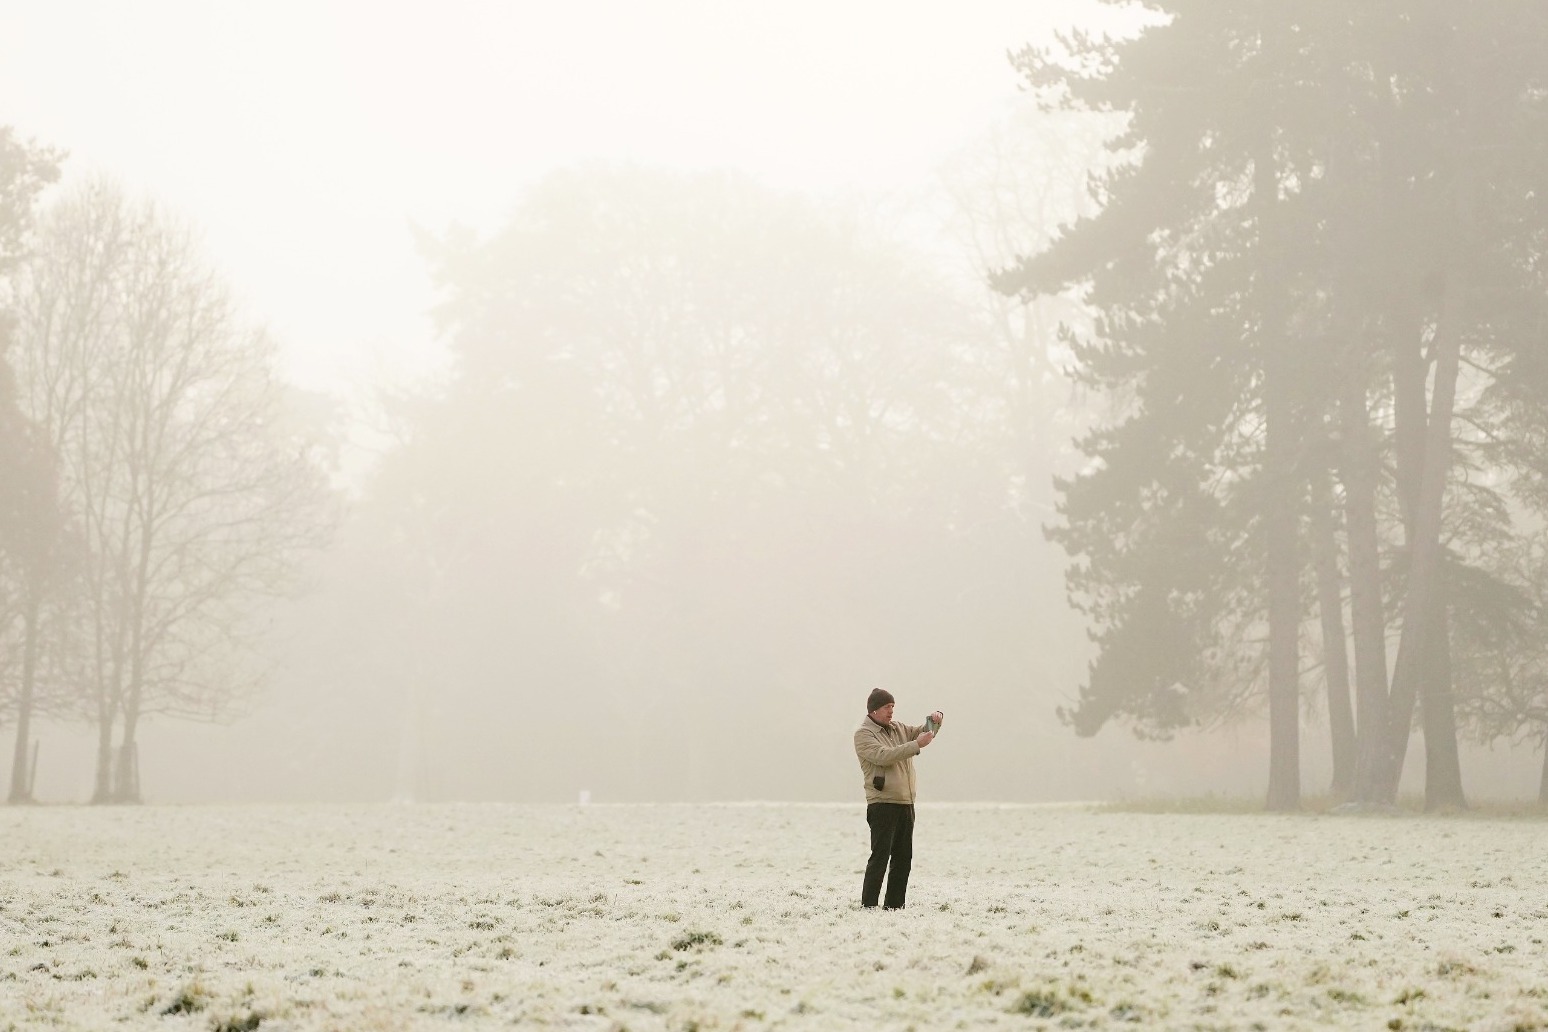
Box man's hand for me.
[930,710,944,727]
[917,730,936,748]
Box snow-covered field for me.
[3,802,1547,1031]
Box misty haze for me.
[4,2,1548,1029]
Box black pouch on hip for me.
[872,775,885,790]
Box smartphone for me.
[925,715,939,734]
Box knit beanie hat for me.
[866,688,895,713]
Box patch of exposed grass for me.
[671,929,723,952]
[1011,988,1069,1018]
[1010,984,1093,1018]
[159,984,208,1016]
[212,1014,262,1032]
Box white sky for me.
[1,0,1101,402]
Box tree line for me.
[2,113,1108,805]
[1007,3,1548,809]
[0,134,332,802]
[14,6,1548,807]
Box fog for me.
[3,2,1546,808]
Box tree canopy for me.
[1005,2,1548,808]
[312,165,1077,801]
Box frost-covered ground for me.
[3,803,1547,1031]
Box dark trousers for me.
[862,803,914,909]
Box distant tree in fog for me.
[329,166,1052,802]
[0,127,64,803]
[10,179,334,803]
[0,335,75,804]
[1448,544,1548,803]
[1002,4,1548,810]
[1002,5,1330,811]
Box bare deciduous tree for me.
[12,178,334,802]
[0,126,65,804]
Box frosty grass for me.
[2,802,1546,1030]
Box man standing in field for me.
[854,688,943,910]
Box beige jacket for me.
[854,715,926,804]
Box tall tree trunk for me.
[1257,134,1300,812]
[6,705,33,804]
[1264,400,1301,812]
[1342,373,1391,806]
[1312,472,1356,798]
[114,665,145,804]
[1389,295,1467,810]
[1421,582,1466,810]
[113,493,155,805]
[1391,303,1427,531]
[92,623,127,803]
[91,709,115,803]
[114,720,140,805]
[7,598,42,803]
[89,553,124,804]
[1325,124,1391,808]
[1375,275,1464,803]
